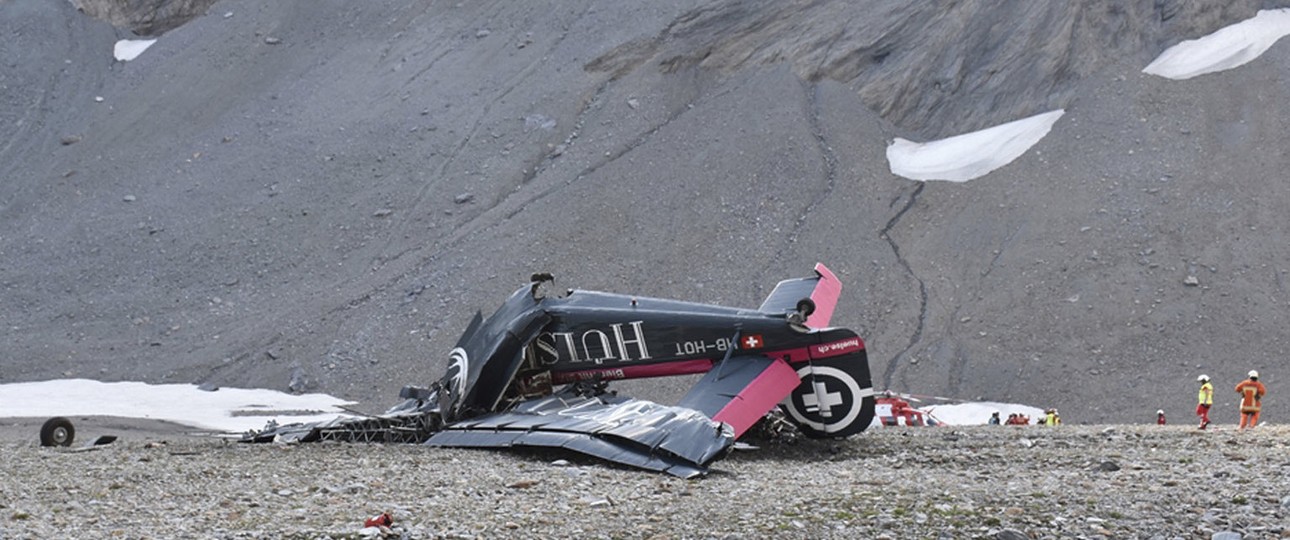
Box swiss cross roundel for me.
[782,365,869,437]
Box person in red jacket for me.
[1235,370,1267,429]
[1156,409,1166,425]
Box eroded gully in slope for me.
[879,182,927,390]
[751,81,839,296]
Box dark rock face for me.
[2,0,1289,424]
[70,0,219,36]
[587,0,1267,139]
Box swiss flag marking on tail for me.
[742,334,764,349]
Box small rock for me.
[453,193,474,204]
[1096,460,1120,472]
[94,96,104,102]
[264,37,282,45]
[475,29,490,38]
[506,479,538,489]
[580,495,612,507]
[288,367,309,394]
[373,208,394,217]
[524,114,556,131]
[1211,532,1241,540]
[1184,275,1200,286]
[996,529,1028,540]
[626,98,640,109]
[223,11,233,18]
[323,483,365,494]
[60,135,82,145]
[197,383,219,392]
[550,459,570,467]
[122,195,136,202]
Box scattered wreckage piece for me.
[244,263,876,477]
[38,417,118,451]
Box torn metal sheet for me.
[428,384,732,478]
[244,264,876,477]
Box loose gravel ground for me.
[2,423,1288,539]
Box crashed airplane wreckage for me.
[245,263,876,477]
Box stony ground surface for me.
[1,423,1287,539]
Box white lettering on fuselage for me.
[573,369,625,380]
[673,337,733,357]
[538,321,652,365]
[813,338,861,355]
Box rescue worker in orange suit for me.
[1235,370,1267,429]
[1196,374,1213,429]
[1156,409,1166,425]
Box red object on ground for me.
[365,512,393,528]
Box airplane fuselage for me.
[538,291,864,384]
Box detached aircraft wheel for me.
[40,417,75,447]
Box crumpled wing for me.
[426,386,734,478]
[676,355,801,438]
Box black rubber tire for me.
[796,298,816,317]
[40,417,75,447]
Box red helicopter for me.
[870,391,944,427]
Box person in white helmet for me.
[1235,370,1267,429]
[1156,409,1166,425]
[1196,374,1213,429]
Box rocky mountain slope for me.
[3,0,1289,424]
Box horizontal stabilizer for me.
[759,263,842,329]
[676,356,800,438]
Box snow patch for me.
[113,39,157,61]
[1144,9,1290,80]
[921,401,1047,426]
[886,110,1064,183]
[0,379,353,433]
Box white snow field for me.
[0,379,352,433]
[1144,8,1290,80]
[886,110,1064,183]
[113,39,157,61]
